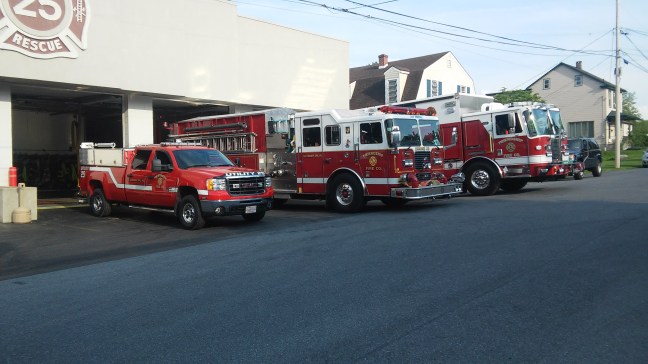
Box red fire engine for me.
[389,94,582,195]
[169,107,464,212]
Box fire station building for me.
[0,0,348,192]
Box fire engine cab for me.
[169,107,464,212]
[395,94,582,195]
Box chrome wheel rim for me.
[92,196,102,212]
[182,203,196,223]
[336,183,354,206]
[470,169,490,190]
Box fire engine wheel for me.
[465,163,500,196]
[90,188,112,217]
[591,161,602,177]
[499,178,529,192]
[178,195,205,230]
[328,174,365,213]
[242,210,266,222]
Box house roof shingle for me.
[349,52,449,109]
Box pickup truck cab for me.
[78,142,273,229]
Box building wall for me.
[0,0,349,110]
[530,65,625,147]
[418,53,474,98]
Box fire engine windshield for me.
[525,109,559,137]
[549,109,564,134]
[385,118,441,147]
[173,149,234,169]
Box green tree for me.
[622,92,642,119]
[628,120,648,147]
[493,89,544,104]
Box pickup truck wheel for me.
[327,174,365,213]
[242,210,266,222]
[591,161,602,177]
[465,163,500,196]
[90,188,111,217]
[178,195,205,230]
[574,171,584,180]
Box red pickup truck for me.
[78,142,273,229]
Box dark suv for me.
[567,137,603,177]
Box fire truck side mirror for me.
[391,126,401,147]
[234,157,241,166]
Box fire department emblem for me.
[0,0,90,59]
[506,142,516,153]
[154,174,166,190]
[369,156,378,167]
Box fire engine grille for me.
[227,176,266,195]
[551,138,562,163]
[414,151,430,170]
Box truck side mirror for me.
[234,157,241,167]
[152,158,162,172]
[508,114,516,129]
[391,126,401,147]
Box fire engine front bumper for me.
[390,182,463,200]
[200,197,272,216]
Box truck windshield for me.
[549,109,564,134]
[385,118,441,147]
[525,109,558,137]
[173,149,234,169]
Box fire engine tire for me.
[574,171,584,180]
[465,163,500,196]
[328,174,365,213]
[90,188,112,217]
[242,210,266,222]
[591,161,602,177]
[178,195,205,230]
[499,178,528,192]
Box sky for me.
[232,0,648,118]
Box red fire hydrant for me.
[9,166,17,187]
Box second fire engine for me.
[169,107,464,212]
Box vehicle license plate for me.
[245,205,257,213]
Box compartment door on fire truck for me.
[492,112,525,167]
[357,120,388,195]
[297,117,325,194]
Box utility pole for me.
[614,0,622,168]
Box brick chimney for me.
[378,54,388,69]
[576,61,582,69]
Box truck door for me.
[493,112,527,167]
[357,120,388,195]
[126,148,153,205]
[148,150,178,208]
[296,117,325,194]
[321,121,356,186]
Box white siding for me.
[417,53,474,98]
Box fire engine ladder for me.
[180,132,257,153]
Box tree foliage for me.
[628,120,648,147]
[493,90,544,104]
[622,92,642,119]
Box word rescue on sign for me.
[0,0,90,59]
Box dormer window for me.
[387,79,398,104]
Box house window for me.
[457,85,461,93]
[543,78,551,90]
[574,74,583,87]
[467,87,471,94]
[427,80,439,97]
[568,121,594,138]
[426,79,431,98]
[387,79,398,104]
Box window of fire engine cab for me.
[302,118,321,147]
[360,122,383,144]
[325,125,340,146]
[155,150,173,171]
[132,150,152,170]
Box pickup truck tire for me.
[242,210,266,222]
[90,188,112,217]
[178,195,205,230]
